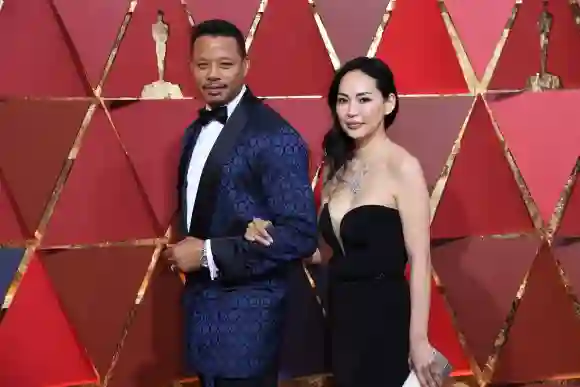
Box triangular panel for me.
[264,98,331,180]
[388,95,474,191]
[246,0,335,96]
[185,0,261,37]
[111,100,202,230]
[0,175,24,243]
[492,245,580,383]
[0,0,89,97]
[432,98,533,238]
[0,256,97,387]
[375,0,467,94]
[553,239,580,302]
[432,235,540,369]
[488,90,580,224]
[444,0,515,79]
[52,0,131,88]
[316,0,391,63]
[0,248,25,305]
[0,100,90,236]
[40,246,154,377]
[102,0,196,98]
[42,108,159,246]
[489,0,580,90]
[556,176,580,237]
[106,262,184,387]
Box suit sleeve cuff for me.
[204,240,219,280]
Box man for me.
[163,19,318,387]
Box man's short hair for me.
[190,19,247,57]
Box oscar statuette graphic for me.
[141,10,184,99]
[526,1,562,91]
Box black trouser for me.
[198,368,278,387]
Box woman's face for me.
[335,70,395,140]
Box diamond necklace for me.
[346,161,369,195]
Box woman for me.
[245,57,439,387]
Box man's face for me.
[191,36,248,107]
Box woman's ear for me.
[384,93,397,115]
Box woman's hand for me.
[410,339,441,387]
[244,218,273,246]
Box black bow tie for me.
[197,105,228,126]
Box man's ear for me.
[243,57,251,77]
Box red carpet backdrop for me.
[0,0,579,386]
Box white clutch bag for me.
[403,349,453,387]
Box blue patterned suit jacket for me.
[177,89,318,378]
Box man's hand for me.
[163,236,204,273]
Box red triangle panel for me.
[52,0,131,88]
[556,176,580,237]
[185,0,261,37]
[432,235,540,368]
[0,0,89,97]
[0,256,97,387]
[493,245,580,382]
[42,108,159,246]
[0,100,90,236]
[0,174,24,243]
[432,98,533,238]
[246,0,335,96]
[40,246,154,377]
[488,90,580,224]
[102,0,196,98]
[553,240,580,302]
[376,0,468,94]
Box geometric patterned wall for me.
[0,0,579,386]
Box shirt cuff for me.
[204,240,219,280]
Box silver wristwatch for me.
[200,245,208,268]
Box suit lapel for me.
[188,90,257,238]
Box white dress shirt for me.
[185,85,246,280]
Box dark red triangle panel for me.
[432,235,540,369]
[264,98,331,180]
[489,0,580,90]
[42,108,159,246]
[488,90,580,224]
[40,246,154,377]
[316,0,391,63]
[111,100,202,230]
[0,256,97,387]
[106,262,184,387]
[553,239,580,302]
[185,0,261,37]
[246,0,335,96]
[557,176,580,237]
[52,0,131,88]
[492,246,580,383]
[0,0,89,97]
[445,0,515,80]
[388,95,473,191]
[102,0,196,98]
[376,0,467,94]
[0,174,24,244]
[432,98,533,238]
[0,100,90,236]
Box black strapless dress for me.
[319,204,411,387]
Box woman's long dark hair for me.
[322,57,399,182]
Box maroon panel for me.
[185,0,260,36]
[488,90,580,224]
[553,239,580,302]
[264,98,331,180]
[375,0,468,94]
[102,0,195,98]
[492,245,580,382]
[52,0,131,88]
[557,177,580,237]
[432,98,533,238]
[39,246,154,377]
[444,0,515,79]
[316,0,391,63]
[111,100,202,230]
[246,0,335,96]
[0,0,89,97]
[388,95,473,191]
[42,108,159,246]
[106,262,184,387]
[489,0,580,89]
[0,100,90,236]
[432,235,540,369]
[0,174,24,244]
[0,256,97,387]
